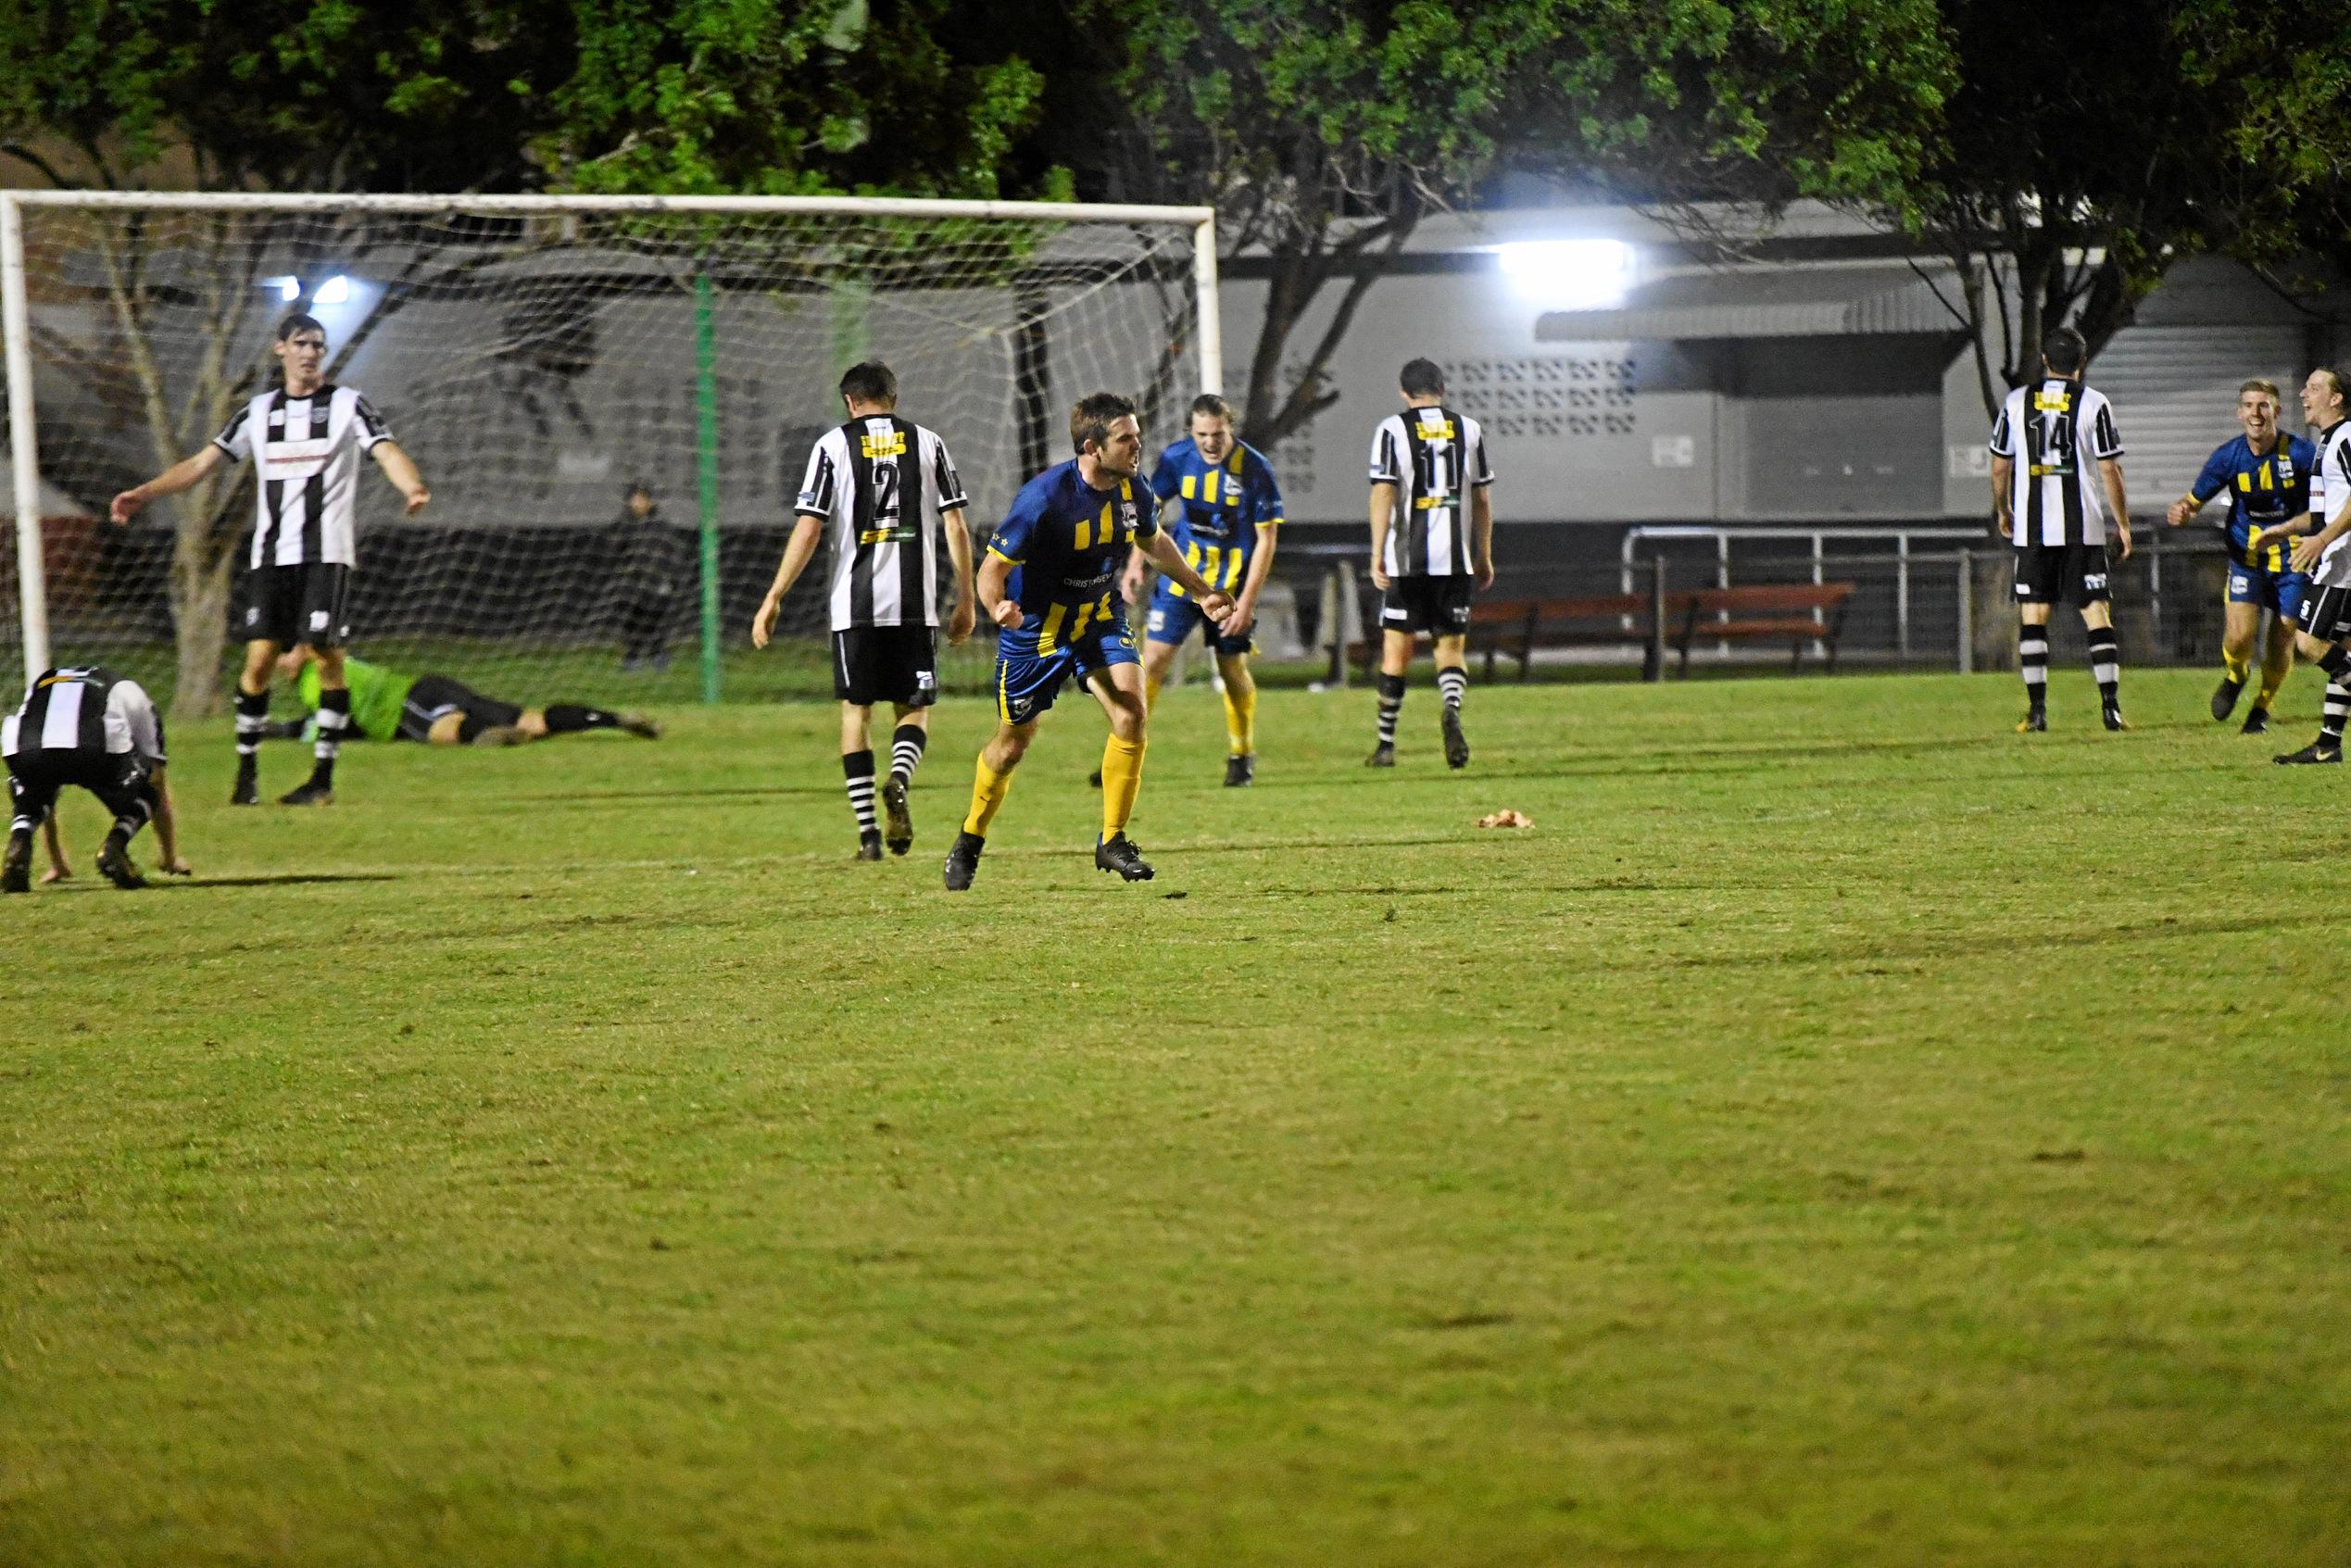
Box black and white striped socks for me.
[2324,683,2350,749]
[843,749,879,842]
[2087,625,2120,710]
[234,687,270,768]
[1376,673,1405,746]
[310,687,350,785]
[1437,668,1467,711]
[2018,624,2049,711]
[888,723,926,788]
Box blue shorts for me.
[995,628,1138,727]
[1143,583,1253,656]
[2226,563,2310,621]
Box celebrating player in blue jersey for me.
[945,393,1235,890]
[2166,379,2315,734]
[1120,394,1283,786]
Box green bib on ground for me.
[295,657,416,742]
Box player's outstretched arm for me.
[2101,458,2131,559]
[1367,483,1396,589]
[370,441,431,515]
[1144,531,1231,621]
[110,445,227,524]
[148,767,190,875]
[941,508,977,646]
[752,514,824,648]
[2166,490,2209,528]
[38,812,67,884]
[2293,508,2351,574]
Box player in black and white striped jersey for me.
[2264,368,2351,764]
[112,311,431,807]
[1365,358,1495,771]
[4,667,187,892]
[1989,327,2133,733]
[752,361,977,859]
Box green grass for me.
[5,667,2347,1566]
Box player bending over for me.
[2166,379,2314,734]
[1990,327,2133,733]
[270,649,658,746]
[5,667,187,892]
[1365,358,1495,769]
[2255,368,2351,764]
[111,311,430,806]
[1117,393,1284,786]
[754,360,976,859]
[944,393,1233,890]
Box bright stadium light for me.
[260,275,301,301]
[313,275,352,305]
[1497,239,1635,308]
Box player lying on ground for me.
[1990,327,2133,733]
[111,311,430,806]
[2250,368,2351,764]
[4,667,187,892]
[944,392,1234,891]
[1366,358,1495,770]
[267,649,659,746]
[753,359,976,859]
[2167,378,2315,735]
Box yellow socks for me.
[1100,734,1146,838]
[1143,673,1163,712]
[2224,650,2252,685]
[2257,662,2289,710]
[963,757,1013,837]
[1223,680,1256,757]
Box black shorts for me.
[833,625,938,707]
[242,563,353,649]
[2013,542,2113,607]
[396,674,522,742]
[6,747,155,830]
[1380,574,1476,637]
[2297,583,2351,644]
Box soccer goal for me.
[1,192,1219,714]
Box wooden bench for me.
[1466,594,1680,681]
[1670,583,1855,674]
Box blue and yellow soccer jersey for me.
[2192,433,2317,572]
[987,460,1160,659]
[1148,437,1283,599]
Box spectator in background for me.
[611,480,695,670]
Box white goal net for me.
[1,193,1215,714]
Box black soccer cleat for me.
[1364,742,1396,768]
[1087,767,1103,789]
[2242,706,2271,735]
[943,830,985,891]
[882,775,913,856]
[278,778,334,806]
[95,839,145,890]
[2,831,31,895]
[856,832,884,861]
[1223,753,1255,788]
[1440,707,1470,769]
[2102,704,2130,733]
[2275,740,2343,765]
[2210,676,2244,721]
[1095,833,1155,882]
[2016,709,2047,734]
[230,765,260,807]
[619,711,662,739]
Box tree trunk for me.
[170,518,239,717]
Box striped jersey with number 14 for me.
[1989,379,2125,547]
[795,416,968,631]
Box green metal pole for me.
[695,267,722,705]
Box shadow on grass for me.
[171,872,402,888]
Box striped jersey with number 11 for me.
[795,416,969,631]
[1989,378,2125,547]
[1368,405,1494,577]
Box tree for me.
[1084,0,1955,449]
[0,1,1052,715]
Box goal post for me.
[0,190,1219,713]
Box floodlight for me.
[261,276,301,301]
[313,275,352,305]
[1497,240,1634,308]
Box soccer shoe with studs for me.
[882,776,914,856]
[1224,753,1255,787]
[230,767,260,806]
[2242,707,2271,735]
[943,831,985,891]
[2210,676,2244,721]
[1441,707,1470,769]
[278,778,334,806]
[2016,709,2047,734]
[94,839,145,890]
[1364,742,1396,768]
[1087,767,1103,788]
[2,832,31,894]
[1095,833,1155,882]
[856,832,884,861]
[2102,704,2130,733]
[619,711,662,739]
[2275,740,2343,765]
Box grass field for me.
[5,666,2348,1566]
